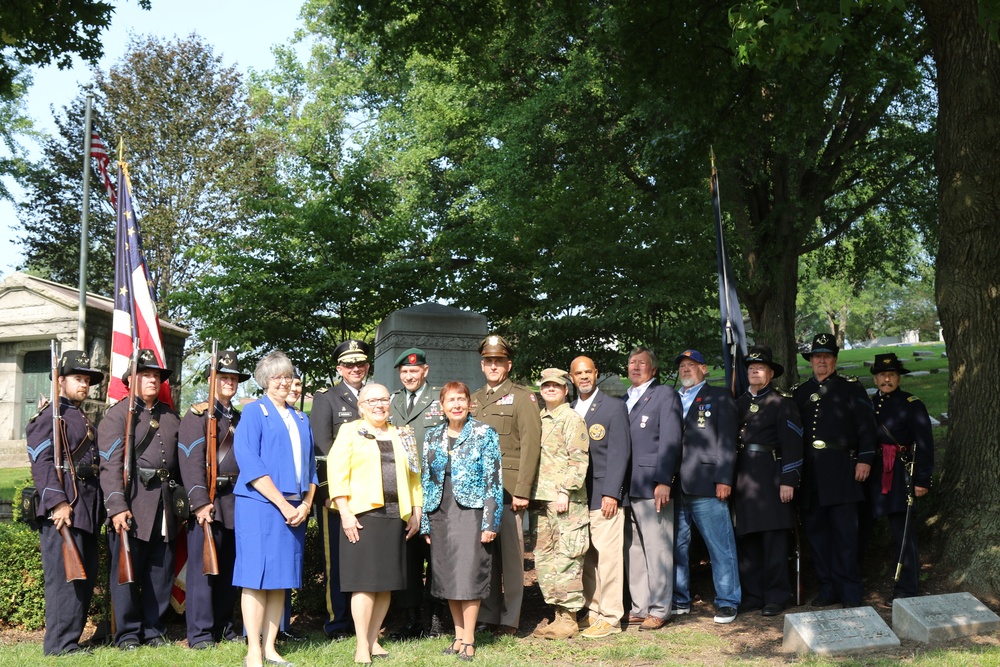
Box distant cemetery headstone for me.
[373,303,488,393]
[893,593,1000,643]
[782,607,900,655]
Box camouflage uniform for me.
[533,402,590,611]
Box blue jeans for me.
[673,493,741,609]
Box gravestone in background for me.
[374,303,488,394]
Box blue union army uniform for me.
[864,353,933,599]
[733,346,803,613]
[98,350,181,648]
[792,335,876,608]
[26,350,103,656]
[177,350,249,649]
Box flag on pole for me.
[90,131,117,210]
[711,151,749,398]
[107,161,173,408]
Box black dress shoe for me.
[119,639,140,651]
[761,603,784,617]
[190,639,217,649]
[278,629,306,643]
[146,636,167,647]
[810,595,839,607]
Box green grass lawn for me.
[0,467,30,503]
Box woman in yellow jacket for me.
[328,383,422,664]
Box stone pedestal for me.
[374,303,488,394]
[893,593,1000,643]
[782,607,899,655]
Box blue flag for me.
[711,154,748,398]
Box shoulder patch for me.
[190,402,209,416]
[316,387,329,393]
[907,395,921,403]
[529,393,536,403]
[845,376,859,383]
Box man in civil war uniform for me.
[98,349,181,649]
[862,352,933,603]
[26,350,104,656]
[792,334,876,609]
[733,346,803,616]
[178,350,251,649]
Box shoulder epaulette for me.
[777,388,792,398]
[790,383,802,391]
[190,401,209,416]
[316,387,329,393]
[907,395,921,403]
[845,375,859,383]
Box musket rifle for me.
[117,341,140,585]
[50,341,87,582]
[202,341,220,576]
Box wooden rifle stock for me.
[117,341,141,585]
[50,340,87,582]
[117,528,135,585]
[203,341,220,576]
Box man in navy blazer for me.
[623,346,683,631]
[670,349,741,624]
[570,356,631,638]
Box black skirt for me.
[339,512,408,592]
[428,474,493,600]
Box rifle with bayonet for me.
[117,342,140,585]
[202,341,220,576]
[50,341,87,582]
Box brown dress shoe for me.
[627,614,646,624]
[639,615,668,631]
[496,625,518,636]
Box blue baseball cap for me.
[674,349,706,365]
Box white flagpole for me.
[77,95,93,351]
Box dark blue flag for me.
[711,153,748,398]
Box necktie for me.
[407,391,416,417]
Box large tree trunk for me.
[741,220,802,388]
[921,0,1000,599]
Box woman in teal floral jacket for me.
[421,381,503,661]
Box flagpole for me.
[77,95,93,351]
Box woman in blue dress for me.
[233,351,317,667]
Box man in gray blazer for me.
[388,348,445,637]
[623,346,683,631]
[671,349,741,624]
[570,356,631,638]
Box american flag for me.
[90,131,117,210]
[107,162,173,408]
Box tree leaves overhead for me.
[17,33,269,324]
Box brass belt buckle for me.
[812,440,827,450]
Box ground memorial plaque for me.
[893,592,1000,643]
[783,607,900,655]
